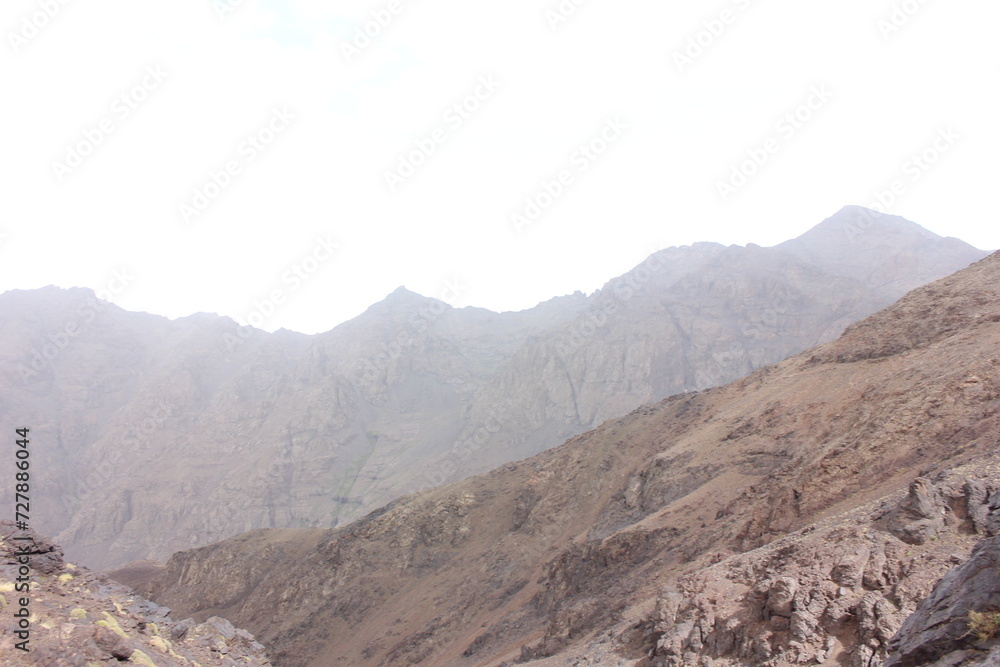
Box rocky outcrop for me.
[885,534,1000,667]
[0,521,271,665]
[638,472,1000,667]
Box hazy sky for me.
[2,0,997,334]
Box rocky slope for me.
[0,206,986,570]
[125,250,1000,666]
[618,467,1000,667]
[0,521,271,666]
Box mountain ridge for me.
[0,207,987,570]
[127,250,1000,666]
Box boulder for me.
[885,536,1000,666]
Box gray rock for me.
[206,615,238,641]
[92,625,133,661]
[889,477,946,545]
[170,616,197,641]
[885,536,1000,667]
[766,577,799,618]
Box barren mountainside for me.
[0,206,986,570]
[127,250,1000,666]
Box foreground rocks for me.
[885,534,1000,667]
[626,469,1000,667]
[0,521,271,666]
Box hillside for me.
[126,250,1000,666]
[0,206,986,570]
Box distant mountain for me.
[0,207,986,570]
[776,205,988,299]
[126,250,1000,667]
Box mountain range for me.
[0,205,987,571]
[123,247,1000,666]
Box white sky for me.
[1,0,997,334]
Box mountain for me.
[0,207,987,570]
[123,250,1000,666]
[776,205,990,300]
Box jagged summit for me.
[0,284,98,310]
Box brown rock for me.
[889,477,947,545]
[92,624,133,660]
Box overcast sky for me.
[2,0,997,334]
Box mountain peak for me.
[364,285,424,306]
[820,205,939,240]
[346,286,449,325]
[387,285,420,298]
[380,286,439,306]
[775,207,986,298]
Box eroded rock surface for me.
[885,534,1000,667]
[637,473,1000,667]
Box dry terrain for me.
[1,206,983,571]
[125,251,1000,665]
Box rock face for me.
[0,207,986,570]
[0,521,271,666]
[128,250,1000,666]
[884,534,1000,667]
[640,472,1000,667]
